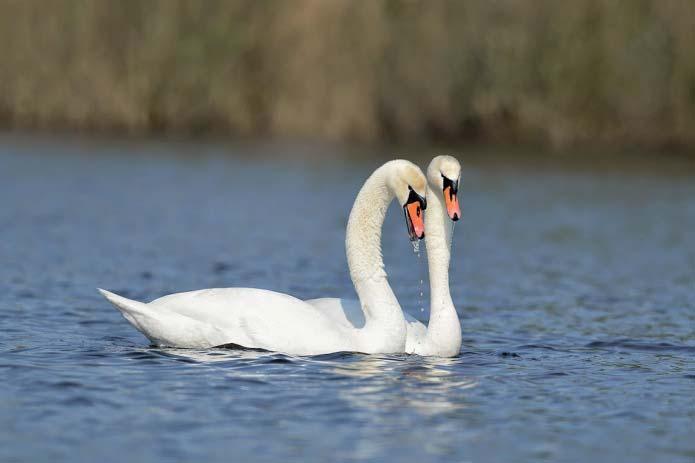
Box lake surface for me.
[1,134,693,463]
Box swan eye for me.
[441,174,458,195]
[405,186,426,210]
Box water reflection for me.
[142,347,478,418]
[330,355,477,416]
[149,346,279,365]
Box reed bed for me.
[0,0,694,149]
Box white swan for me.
[99,160,428,356]
[404,155,462,357]
[309,155,462,357]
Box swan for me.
[308,155,462,357]
[306,156,461,357]
[99,160,428,356]
[404,155,462,357]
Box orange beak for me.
[403,187,427,241]
[444,185,461,221]
[405,201,425,240]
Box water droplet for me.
[447,221,456,254]
[411,240,420,254]
[417,278,425,316]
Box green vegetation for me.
[1,0,694,149]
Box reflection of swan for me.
[331,355,476,416]
[99,160,427,356]
[147,346,278,364]
[405,156,462,357]
[309,156,463,357]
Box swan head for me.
[428,155,461,221]
[386,160,427,241]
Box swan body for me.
[100,288,357,354]
[305,156,463,357]
[100,160,427,356]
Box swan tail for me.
[98,288,149,317]
[97,288,229,348]
[98,288,156,334]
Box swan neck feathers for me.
[346,164,392,282]
[423,163,461,356]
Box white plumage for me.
[100,160,427,356]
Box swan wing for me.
[304,298,366,328]
[100,288,354,355]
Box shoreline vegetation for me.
[1,1,694,151]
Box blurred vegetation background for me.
[1,0,694,150]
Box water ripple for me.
[1,142,694,462]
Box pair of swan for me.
[100,156,462,357]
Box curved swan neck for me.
[424,183,461,354]
[426,186,452,300]
[346,165,392,283]
[345,163,406,351]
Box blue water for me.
[1,135,694,462]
